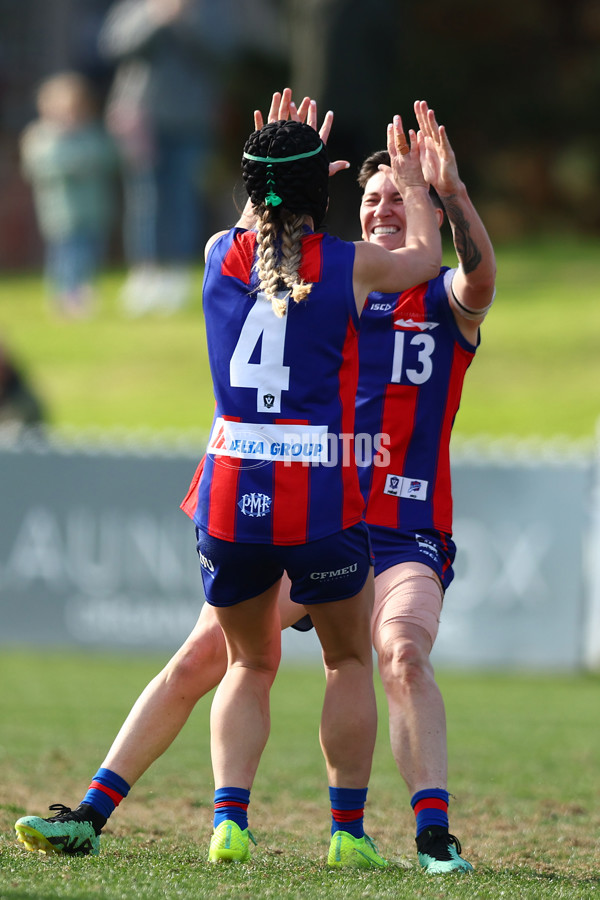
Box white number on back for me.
[230,293,290,413]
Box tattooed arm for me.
[415,100,496,340]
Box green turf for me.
[1,234,599,443]
[457,235,600,441]
[1,651,599,898]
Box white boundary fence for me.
[1,429,598,669]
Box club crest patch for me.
[383,474,428,501]
[238,493,272,517]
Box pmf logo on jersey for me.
[238,492,272,517]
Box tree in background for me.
[285,0,600,239]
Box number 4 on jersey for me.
[230,293,290,413]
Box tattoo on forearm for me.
[443,196,482,274]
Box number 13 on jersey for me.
[390,331,435,385]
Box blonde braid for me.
[280,214,312,305]
[255,212,286,316]
[254,209,313,317]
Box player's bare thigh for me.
[276,572,312,628]
[278,563,443,650]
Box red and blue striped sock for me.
[410,788,449,837]
[329,786,368,839]
[81,767,130,820]
[213,787,250,830]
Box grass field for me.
[1,652,599,899]
[1,234,599,443]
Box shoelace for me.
[418,828,463,858]
[447,833,463,854]
[47,803,76,821]
[363,834,380,853]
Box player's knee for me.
[164,629,227,696]
[321,644,372,674]
[378,636,432,690]
[230,652,281,685]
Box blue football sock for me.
[81,767,131,820]
[213,787,250,830]
[329,786,368,838]
[411,788,449,837]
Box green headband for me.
[243,142,325,208]
[242,142,324,164]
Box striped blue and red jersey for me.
[356,268,478,536]
[181,226,365,545]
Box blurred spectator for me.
[19,71,119,317]
[98,0,236,316]
[0,340,46,441]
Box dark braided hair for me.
[242,120,330,226]
[241,120,330,317]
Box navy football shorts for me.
[195,521,373,608]
[367,524,456,590]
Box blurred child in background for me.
[20,71,119,317]
[98,0,236,317]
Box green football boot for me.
[15,803,101,856]
[208,819,256,863]
[416,826,473,874]
[327,830,388,868]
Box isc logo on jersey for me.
[238,493,272,517]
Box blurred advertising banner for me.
[0,440,320,662]
[0,445,202,648]
[435,454,594,669]
[0,441,597,668]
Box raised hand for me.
[414,100,461,196]
[254,89,349,177]
[385,114,428,194]
[253,88,292,130]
